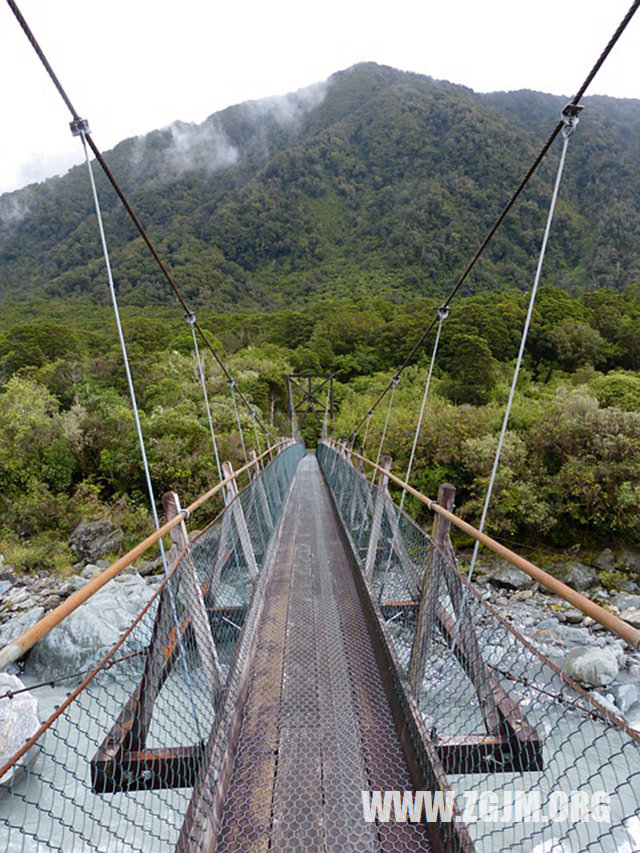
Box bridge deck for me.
[214,453,431,852]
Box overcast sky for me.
[1,0,638,195]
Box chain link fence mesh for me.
[317,441,640,853]
[0,442,304,853]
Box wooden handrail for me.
[0,440,294,671]
[323,439,640,650]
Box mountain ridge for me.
[2,62,640,310]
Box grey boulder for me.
[563,646,620,688]
[613,593,640,611]
[618,548,640,573]
[0,673,40,786]
[69,518,123,562]
[595,548,616,572]
[0,607,45,650]
[611,683,639,715]
[490,564,535,591]
[26,574,154,681]
[554,561,598,592]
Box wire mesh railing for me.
[317,440,640,853]
[0,441,304,853]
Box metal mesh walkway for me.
[214,453,432,852]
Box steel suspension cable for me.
[187,313,223,482]
[379,307,448,598]
[349,0,640,441]
[287,378,296,439]
[465,111,579,585]
[360,411,373,453]
[370,376,399,485]
[230,380,249,466]
[253,419,263,456]
[77,131,203,741]
[6,0,271,445]
[446,111,580,662]
[398,306,448,514]
[322,387,331,439]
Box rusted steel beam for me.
[222,460,259,580]
[91,590,190,773]
[408,483,456,695]
[92,744,205,793]
[163,491,222,706]
[436,733,543,775]
[364,455,392,579]
[90,529,244,787]
[436,605,543,772]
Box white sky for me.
[1,0,639,194]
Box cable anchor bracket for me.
[561,103,583,138]
[70,118,91,137]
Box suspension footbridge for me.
[2,1,640,850]
[1,441,639,851]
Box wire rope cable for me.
[230,380,249,467]
[78,130,203,741]
[379,306,448,599]
[370,375,400,485]
[187,312,223,482]
[466,108,579,584]
[253,419,263,457]
[322,388,331,439]
[399,306,448,514]
[360,410,373,454]
[448,110,580,658]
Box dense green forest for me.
[1,283,640,574]
[1,64,640,576]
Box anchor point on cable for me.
[69,117,90,136]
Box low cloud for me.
[164,119,240,175]
[0,150,83,198]
[242,80,328,125]
[135,79,328,179]
[0,187,34,227]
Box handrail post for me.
[364,455,392,580]
[249,449,261,481]
[346,437,355,465]
[162,491,222,703]
[408,483,456,694]
[432,483,456,563]
[222,460,259,581]
[250,449,274,529]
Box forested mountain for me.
[2,63,640,573]
[2,62,640,310]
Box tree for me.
[441,334,497,405]
[549,320,607,371]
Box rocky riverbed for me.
[0,555,162,677]
[1,541,640,727]
[466,550,640,730]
